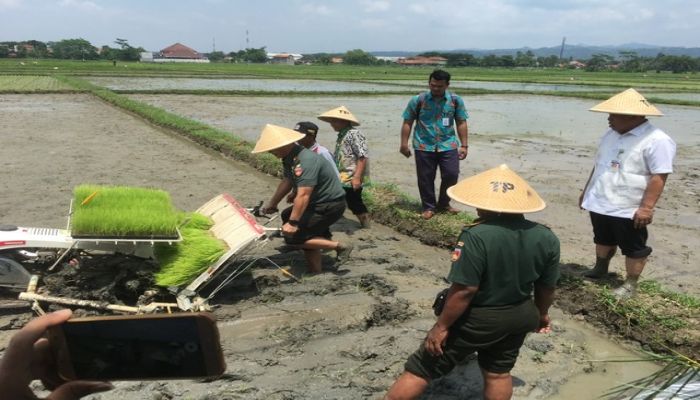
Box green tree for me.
[654,54,698,73]
[498,55,515,67]
[618,51,643,72]
[207,51,225,62]
[314,54,333,65]
[515,50,536,67]
[112,38,143,61]
[480,54,498,67]
[26,40,49,58]
[585,53,614,71]
[446,53,477,67]
[343,49,377,65]
[0,45,9,58]
[537,55,560,68]
[232,47,268,63]
[50,38,99,60]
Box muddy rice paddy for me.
[0,92,695,399]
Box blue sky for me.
[1,0,699,53]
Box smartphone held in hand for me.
[48,312,226,381]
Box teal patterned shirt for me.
[402,90,468,152]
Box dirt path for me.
[0,94,666,399]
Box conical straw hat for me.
[251,124,305,154]
[589,88,663,116]
[318,106,361,126]
[447,164,546,213]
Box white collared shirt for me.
[581,121,676,218]
[310,142,340,177]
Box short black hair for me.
[293,121,319,136]
[429,69,451,84]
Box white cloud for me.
[0,0,21,9]
[301,3,332,15]
[59,0,101,11]
[408,4,426,14]
[362,0,390,13]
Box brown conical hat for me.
[447,164,546,213]
[589,88,663,116]
[317,106,361,126]
[251,124,305,154]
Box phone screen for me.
[58,315,215,380]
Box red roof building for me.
[159,43,205,59]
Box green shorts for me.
[405,298,539,377]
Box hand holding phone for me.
[0,309,114,399]
[49,312,226,381]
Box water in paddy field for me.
[89,76,624,93]
[130,92,700,147]
[87,77,416,92]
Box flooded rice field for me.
[130,92,700,296]
[374,79,619,92]
[0,93,669,399]
[88,76,625,93]
[87,77,415,92]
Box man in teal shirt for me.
[400,69,469,220]
[385,164,560,400]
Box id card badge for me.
[442,117,451,127]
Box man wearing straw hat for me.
[385,165,560,400]
[318,106,372,228]
[253,124,353,273]
[580,88,676,299]
[400,69,469,220]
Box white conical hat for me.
[251,124,305,154]
[317,106,360,126]
[447,164,546,213]
[589,88,663,116]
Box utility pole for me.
[212,37,216,53]
[246,30,249,49]
[559,36,566,60]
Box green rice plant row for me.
[154,213,226,287]
[71,184,179,237]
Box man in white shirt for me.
[579,89,676,299]
[294,121,339,176]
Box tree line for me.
[3,38,699,73]
[0,38,144,61]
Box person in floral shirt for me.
[318,106,371,228]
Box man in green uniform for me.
[384,164,560,400]
[253,124,353,273]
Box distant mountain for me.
[371,44,700,59]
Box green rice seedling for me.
[177,212,213,230]
[70,185,179,238]
[154,213,226,287]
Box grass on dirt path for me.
[557,265,700,361]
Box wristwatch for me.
[288,220,299,227]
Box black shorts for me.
[589,212,652,258]
[281,198,345,245]
[404,299,539,377]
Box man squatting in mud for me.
[385,165,560,400]
[253,124,353,274]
